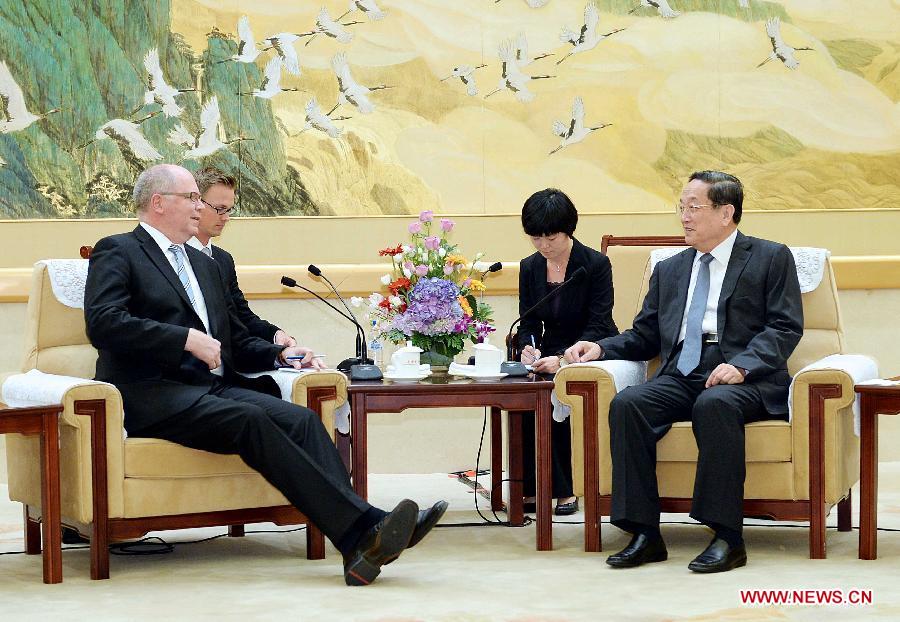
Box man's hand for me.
[185,328,222,370]
[274,330,297,347]
[565,340,603,363]
[281,345,326,370]
[705,363,746,388]
[532,355,561,374]
[520,345,541,365]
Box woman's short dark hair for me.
[521,188,578,237]
[688,170,744,224]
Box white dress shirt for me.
[677,229,738,344]
[186,236,214,257]
[140,223,222,375]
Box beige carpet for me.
[2,467,900,621]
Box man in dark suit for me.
[186,167,295,347]
[566,171,803,573]
[84,164,446,586]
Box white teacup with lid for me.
[473,339,504,375]
[389,341,423,376]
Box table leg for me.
[39,411,62,584]
[506,410,524,526]
[535,388,552,551]
[490,407,503,512]
[350,393,368,500]
[859,397,878,560]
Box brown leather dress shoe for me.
[688,537,747,573]
[343,499,418,586]
[606,533,668,568]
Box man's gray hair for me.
[133,164,178,211]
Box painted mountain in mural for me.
[0,1,316,218]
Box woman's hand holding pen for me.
[520,345,541,365]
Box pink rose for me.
[424,235,440,250]
[408,221,422,234]
[443,265,454,275]
[415,264,429,276]
[403,260,414,270]
[419,210,434,222]
[440,218,454,232]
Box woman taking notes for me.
[517,188,618,515]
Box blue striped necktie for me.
[677,253,713,376]
[168,244,196,308]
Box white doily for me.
[788,353,878,436]
[552,360,648,422]
[2,368,112,408]
[40,259,89,309]
[242,369,351,434]
[648,246,827,293]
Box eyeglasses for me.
[200,198,238,216]
[675,203,718,215]
[159,192,201,204]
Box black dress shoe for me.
[343,499,418,586]
[408,500,448,548]
[554,499,579,516]
[384,499,449,566]
[688,537,747,573]
[606,533,668,568]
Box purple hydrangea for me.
[391,277,463,336]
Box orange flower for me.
[459,296,473,316]
[378,244,404,257]
[388,276,411,294]
[446,254,468,266]
[468,279,486,292]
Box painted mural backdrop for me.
[0,0,898,219]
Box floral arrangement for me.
[352,210,495,365]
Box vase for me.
[420,346,462,377]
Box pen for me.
[285,354,325,360]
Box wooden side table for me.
[855,377,900,560]
[347,375,556,551]
[0,402,64,583]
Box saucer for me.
[468,371,508,382]
[383,370,431,383]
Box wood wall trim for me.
[0,256,898,303]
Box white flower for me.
[389,295,402,308]
[393,253,403,261]
[402,245,411,253]
[350,296,364,307]
[473,261,491,273]
[474,251,484,260]
[368,293,385,306]
[438,247,447,257]
[402,267,412,278]
[380,274,392,285]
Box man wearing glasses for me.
[187,167,296,347]
[84,164,447,585]
[566,171,803,573]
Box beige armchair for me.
[555,238,861,559]
[4,261,349,579]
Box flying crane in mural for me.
[168,96,252,159]
[304,97,346,138]
[485,38,555,103]
[629,0,681,19]
[0,61,60,133]
[81,112,163,171]
[260,32,306,76]
[139,48,196,118]
[557,2,625,66]
[512,32,554,67]
[337,0,388,22]
[217,16,262,65]
[757,17,814,70]
[330,52,393,114]
[304,6,361,47]
[245,57,300,99]
[441,64,487,97]
[549,96,611,155]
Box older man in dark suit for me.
[84,164,446,586]
[186,167,295,347]
[566,171,803,573]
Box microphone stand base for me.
[350,363,383,381]
[337,357,374,373]
[500,361,529,377]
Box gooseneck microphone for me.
[305,265,383,381]
[501,266,587,376]
[479,261,503,280]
